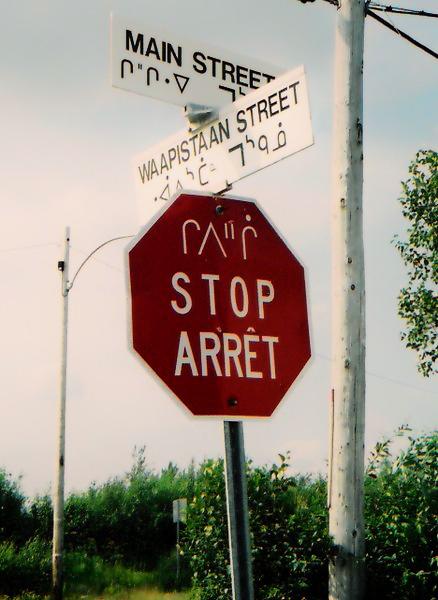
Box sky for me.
[0,0,437,498]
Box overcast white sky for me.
[1,0,437,497]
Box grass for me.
[93,589,190,600]
[1,588,191,600]
[0,548,191,600]
[65,589,190,600]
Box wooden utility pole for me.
[328,0,366,598]
[52,227,70,600]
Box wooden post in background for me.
[52,227,70,600]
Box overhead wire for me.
[298,0,438,59]
[314,352,437,396]
[368,3,438,17]
[0,242,59,253]
[366,8,438,59]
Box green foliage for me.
[248,457,329,600]
[0,538,51,596]
[28,495,52,542]
[185,434,437,599]
[63,552,153,595]
[184,454,329,600]
[64,448,194,570]
[393,149,438,377]
[365,430,438,598]
[184,459,230,600]
[0,470,31,545]
[153,551,191,592]
[1,436,436,598]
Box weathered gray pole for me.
[328,0,366,598]
[52,227,70,600]
[51,231,133,600]
[224,421,254,600]
[176,519,180,582]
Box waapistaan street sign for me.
[111,14,283,108]
[134,66,313,219]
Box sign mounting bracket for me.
[184,103,219,133]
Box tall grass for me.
[64,552,154,595]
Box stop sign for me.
[127,192,310,417]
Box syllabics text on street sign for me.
[111,14,282,108]
[134,66,313,220]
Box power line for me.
[297,0,438,59]
[314,352,437,396]
[368,3,438,18]
[367,8,438,59]
[0,242,58,254]
[68,235,134,290]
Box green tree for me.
[184,455,329,600]
[0,469,31,544]
[365,430,438,599]
[394,149,438,377]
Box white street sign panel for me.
[134,66,313,219]
[111,14,283,108]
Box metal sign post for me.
[173,498,187,582]
[224,421,254,600]
[127,191,311,596]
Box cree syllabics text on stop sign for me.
[133,66,313,221]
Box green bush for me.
[153,551,191,592]
[65,458,192,570]
[185,433,437,599]
[64,454,193,569]
[184,455,329,600]
[0,434,435,598]
[28,495,52,542]
[0,538,51,596]
[0,470,31,545]
[63,551,153,595]
[365,430,438,599]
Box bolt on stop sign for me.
[127,191,311,417]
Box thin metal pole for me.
[52,227,70,600]
[223,421,254,600]
[176,519,180,583]
[329,0,366,598]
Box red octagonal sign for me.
[127,192,311,417]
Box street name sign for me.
[173,498,187,523]
[127,191,311,418]
[111,14,283,108]
[134,66,313,221]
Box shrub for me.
[184,455,329,600]
[0,538,51,596]
[63,551,153,595]
[365,430,438,599]
[64,450,194,569]
[185,433,437,599]
[0,469,31,545]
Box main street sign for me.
[111,14,283,108]
[127,191,311,418]
[134,67,313,220]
